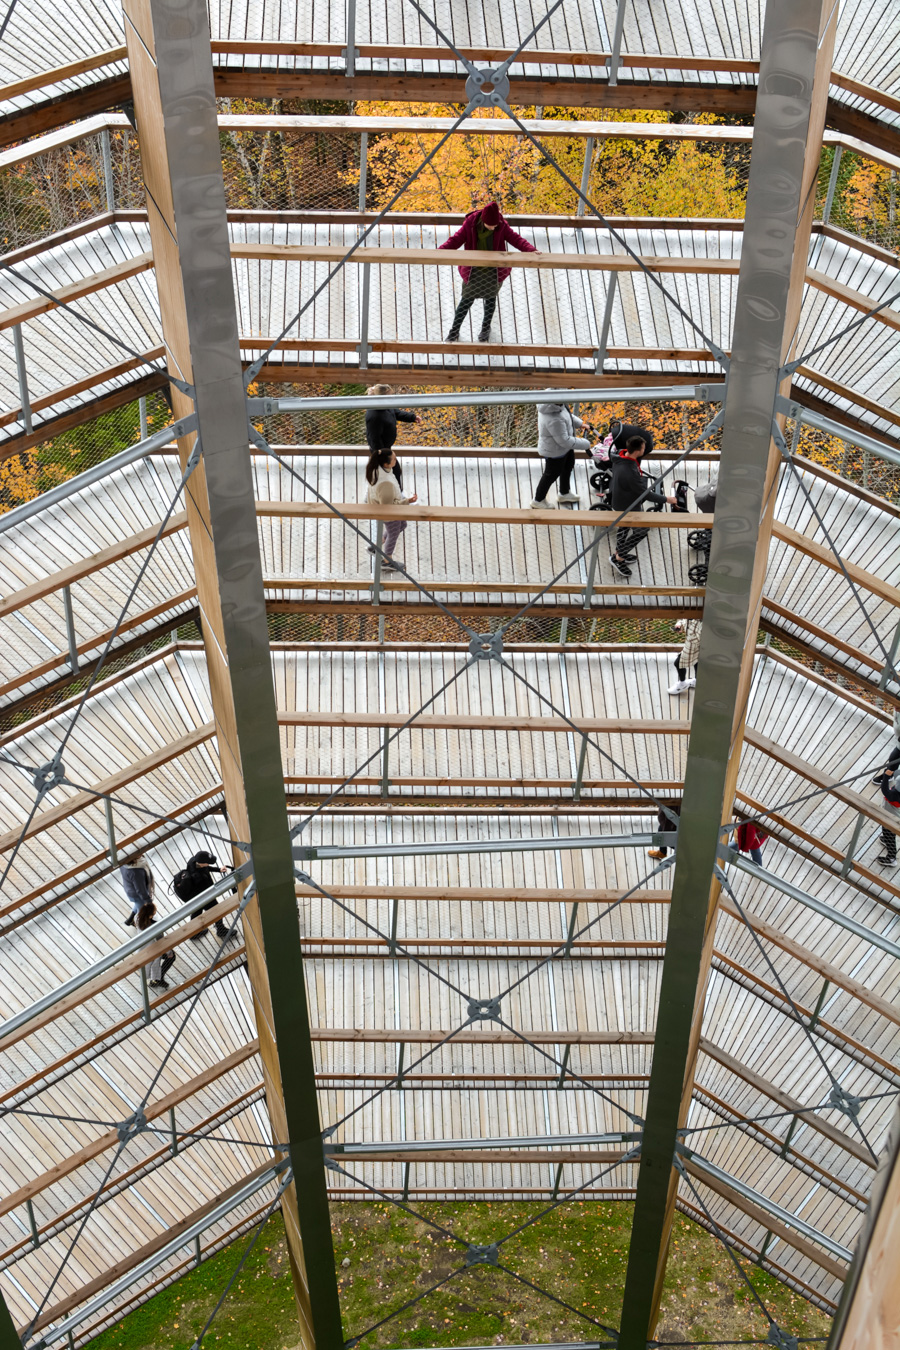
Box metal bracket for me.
[468,630,504,662]
[293,848,318,863]
[464,66,511,110]
[117,1109,149,1143]
[465,1242,499,1267]
[32,757,65,797]
[767,1328,798,1350]
[467,997,502,1022]
[295,869,314,886]
[827,1084,861,1120]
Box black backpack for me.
[171,869,193,901]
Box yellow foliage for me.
[351,103,747,220]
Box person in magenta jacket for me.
[439,201,538,342]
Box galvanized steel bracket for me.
[465,66,511,110]
[469,631,503,662]
[465,1242,499,1266]
[467,997,502,1022]
[117,1109,148,1143]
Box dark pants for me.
[886,746,900,773]
[534,449,575,502]
[383,519,407,556]
[616,525,649,558]
[674,656,697,681]
[881,827,897,860]
[449,269,499,336]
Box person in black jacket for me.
[365,384,419,493]
[876,769,900,867]
[609,437,677,577]
[172,850,235,941]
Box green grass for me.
[88,1202,831,1349]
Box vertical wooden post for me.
[618,3,839,1343]
[121,3,342,1347]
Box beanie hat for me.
[481,201,501,229]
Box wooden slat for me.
[276,710,689,733]
[0,253,154,332]
[0,47,127,102]
[770,519,900,607]
[254,501,713,528]
[744,727,900,832]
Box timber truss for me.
[0,2,899,1349]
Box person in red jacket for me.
[439,201,538,342]
[736,820,768,866]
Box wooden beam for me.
[0,253,153,332]
[0,48,127,102]
[744,726,900,832]
[0,371,169,461]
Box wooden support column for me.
[618,3,839,1344]
[827,1103,900,1349]
[121,3,342,1347]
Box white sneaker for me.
[557,492,580,503]
[686,677,697,688]
[530,499,552,509]
[668,680,691,695]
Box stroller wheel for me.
[688,563,709,586]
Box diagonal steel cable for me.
[729,759,892,828]
[56,780,240,851]
[494,652,682,827]
[0,260,183,393]
[492,855,675,1003]
[782,286,900,378]
[325,1157,469,1247]
[322,1021,479,1136]
[344,1264,467,1349]
[673,1157,781,1333]
[493,1149,639,1254]
[774,425,898,683]
[244,104,482,385]
[21,881,256,1337]
[716,866,879,1162]
[402,0,728,366]
[0,446,203,898]
[495,1262,620,1340]
[190,1170,293,1350]
[297,870,473,1003]
[251,430,475,641]
[680,1088,899,1141]
[493,1016,644,1125]
[0,0,20,40]
[289,655,479,838]
[497,415,723,633]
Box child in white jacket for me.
[365,448,417,570]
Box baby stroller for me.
[687,477,717,584]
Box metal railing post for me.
[371,519,384,604]
[358,261,372,369]
[563,902,579,955]
[380,725,391,797]
[558,617,568,644]
[104,796,118,865]
[388,897,399,954]
[140,967,152,1022]
[840,813,866,877]
[402,1161,411,1201]
[358,131,368,212]
[194,1235,202,1266]
[878,614,900,689]
[556,1044,571,1088]
[12,324,33,434]
[170,1106,178,1155]
[594,272,618,373]
[576,136,595,216]
[343,0,358,76]
[139,395,148,440]
[100,127,115,211]
[62,585,80,672]
[572,734,589,800]
[821,145,842,225]
[396,1042,406,1086]
[551,1161,564,1199]
[607,0,628,85]
[808,977,831,1030]
[25,1198,39,1248]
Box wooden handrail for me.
[0,253,153,333]
[0,47,127,103]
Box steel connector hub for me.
[117,1109,148,1143]
[464,66,511,109]
[469,631,504,662]
[465,1242,499,1267]
[32,758,65,795]
[467,997,502,1022]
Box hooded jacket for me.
[121,860,153,908]
[609,420,655,458]
[609,454,667,511]
[537,404,588,459]
[438,206,537,285]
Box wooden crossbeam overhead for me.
[120,0,342,1344]
[619,4,842,1342]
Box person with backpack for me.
[121,852,154,927]
[440,201,538,343]
[364,384,419,495]
[608,418,655,460]
[136,900,176,991]
[172,851,234,941]
[876,768,900,867]
[365,447,417,571]
[736,821,768,866]
[530,400,592,507]
[608,436,678,577]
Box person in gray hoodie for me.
[121,852,154,927]
[530,401,591,508]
